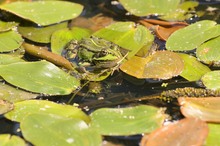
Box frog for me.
[63,36,128,72]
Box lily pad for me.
[201,71,220,90]
[119,0,180,16]
[18,22,67,43]
[197,36,220,66]
[90,105,166,136]
[0,54,24,65]
[84,69,112,81]
[178,53,211,81]
[94,21,154,59]
[160,1,199,21]
[179,97,220,122]
[20,113,101,146]
[166,20,220,51]
[0,1,83,26]
[141,118,208,146]
[0,30,23,52]
[120,51,184,79]
[206,123,220,146]
[51,27,91,55]
[0,100,13,114]
[0,83,38,103]
[5,99,90,123]
[0,20,18,32]
[0,134,26,146]
[0,60,80,95]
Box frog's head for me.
[63,36,128,71]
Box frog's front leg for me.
[63,40,78,60]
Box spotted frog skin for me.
[63,36,127,70]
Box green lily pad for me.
[160,1,199,21]
[0,134,26,146]
[0,100,13,114]
[166,20,220,51]
[197,36,220,66]
[0,60,80,95]
[83,69,112,81]
[201,71,220,90]
[120,51,184,79]
[206,123,220,146]
[5,99,90,123]
[178,97,220,122]
[51,27,91,55]
[0,54,24,65]
[94,21,154,59]
[90,105,166,136]
[0,83,38,103]
[20,113,101,146]
[0,30,23,52]
[119,0,180,16]
[0,20,18,32]
[0,1,83,26]
[18,22,67,43]
[178,53,211,81]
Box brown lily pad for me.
[141,118,208,146]
[139,19,188,40]
[178,97,220,123]
[70,14,114,32]
[142,19,188,27]
[120,51,184,79]
[155,25,187,41]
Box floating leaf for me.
[178,53,211,81]
[0,54,24,65]
[155,24,187,41]
[0,20,18,32]
[120,51,184,79]
[90,105,166,136]
[84,69,112,81]
[0,1,83,26]
[5,100,90,123]
[166,20,220,51]
[22,42,74,70]
[20,113,101,146]
[18,22,67,43]
[119,0,180,16]
[0,83,38,103]
[197,36,220,66]
[51,27,91,55]
[160,1,199,21]
[205,123,220,146]
[0,60,80,95]
[94,21,154,59]
[0,30,23,52]
[141,118,208,146]
[0,134,26,146]
[0,100,13,114]
[201,71,220,90]
[178,97,220,122]
[139,19,188,41]
[70,14,114,32]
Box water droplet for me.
[66,138,74,144]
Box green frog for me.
[63,36,128,72]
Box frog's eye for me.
[100,50,108,56]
